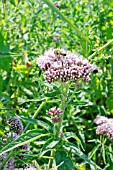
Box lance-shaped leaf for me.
[40,137,61,157]
[20,116,52,132]
[40,0,90,43]
[0,33,12,71]
[64,142,102,170]
[55,150,75,170]
[63,132,84,150]
[0,130,50,156]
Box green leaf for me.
[106,98,113,111]
[110,58,113,79]
[102,143,106,164]
[64,142,102,170]
[75,163,86,170]
[20,116,52,132]
[43,138,61,150]
[88,144,101,159]
[0,76,3,95]
[45,89,61,97]
[72,100,92,106]
[0,33,12,71]
[39,138,61,157]
[0,130,49,156]
[39,138,54,157]
[10,0,16,5]
[40,0,90,43]
[55,150,75,170]
[63,132,84,150]
[0,33,10,53]
[97,106,107,115]
[18,97,48,104]
[0,56,12,71]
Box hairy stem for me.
[55,82,68,137]
[48,149,55,169]
[48,82,68,169]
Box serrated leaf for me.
[63,132,84,150]
[45,89,61,97]
[64,142,102,170]
[39,138,61,157]
[97,106,107,115]
[55,150,74,170]
[18,97,48,104]
[89,144,101,159]
[20,116,52,132]
[72,100,92,106]
[43,138,61,150]
[0,130,49,156]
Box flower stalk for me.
[24,99,48,133]
[55,82,68,138]
[48,82,68,169]
[89,39,113,59]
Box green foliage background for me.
[0,0,113,169]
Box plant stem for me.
[23,98,48,132]
[48,82,68,169]
[41,0,90,43]
[55,82,68,137]
[89,39,113,59]
[48,149,55,169]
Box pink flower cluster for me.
[94,116,113,140]
[46,107,63,123]
[37,49,95,83]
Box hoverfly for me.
[54,49,66,59]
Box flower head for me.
[46,107,63,116]
[3,132,19,144]
[46,107,63,123]
[37,48,95,83]
[54,2,59,8]
[94,116,113,140]
[53,36,58,41]
[8,116,23,135]
[1,116,30,169]
[94,116,108,125]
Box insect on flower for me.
[37,48,95,83]
[54,49,66,59]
